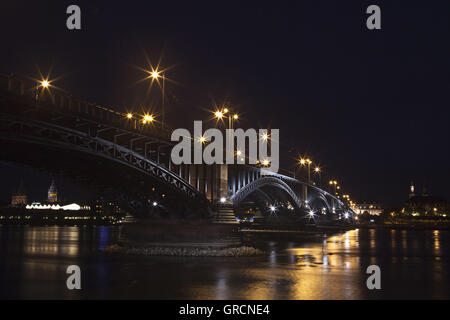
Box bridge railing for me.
[0,73,174,142]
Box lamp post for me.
[314,166,321,186]
[150,70,165,128]
[329,180,338,195]
[35,79,50,102]
[213,107,239,202]
[214,108,239,130]
[299,158,306,179]
[143,114,154,124]
[329,180,338,212]
[126,113,137,129]
[214,108,239,159]
[306,159,312,183]
[299,158,312,183]
[298,157,312,207]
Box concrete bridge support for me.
[301,184,308,207]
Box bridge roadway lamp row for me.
[126,113,155,124]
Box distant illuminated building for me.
[405,183,448,216]
[2,179,123,225]
[11,180,27,206]
[47,178,58,203]
[25,203,90,211]
[94,198,122,216]
[352,202,383,216]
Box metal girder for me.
[0,114,204,201]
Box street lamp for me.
[126,113,137,129]
[306,159,312,183]
[214,107,239,130]
[34,78,51,102]
[148,69,166,128]
[314,166,321,185]
[299,158,312,183]
[329,180,338,195]
[142,114,155,124]
[144,114,154,122]
[214,107,239,162]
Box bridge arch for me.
[309,192,332,213]
[231,176,302,210]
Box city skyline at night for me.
[1,0,450,305]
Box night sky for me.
[0,0,449,205]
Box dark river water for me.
[0,225,449,299]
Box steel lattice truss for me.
[0,114,202,200]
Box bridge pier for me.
[301,184,308,207]
[215,164,228,200]
[179,163,229,205]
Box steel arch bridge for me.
[231,176,302,209]
[0,73,353,224]
[229,173,347,219]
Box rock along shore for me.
[103,243,265,257]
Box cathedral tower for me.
[11,180,27,206]
[409,181,415,199]
[48,178,58,203]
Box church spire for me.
[409,181,415,199]
[48,178,58,203]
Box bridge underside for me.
[0,83,213,219]
[0,138,210,219]
[229,175,352,226]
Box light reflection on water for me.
[0,226,449,299]
[281,230,363,299]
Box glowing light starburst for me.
[132,49,177,98]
